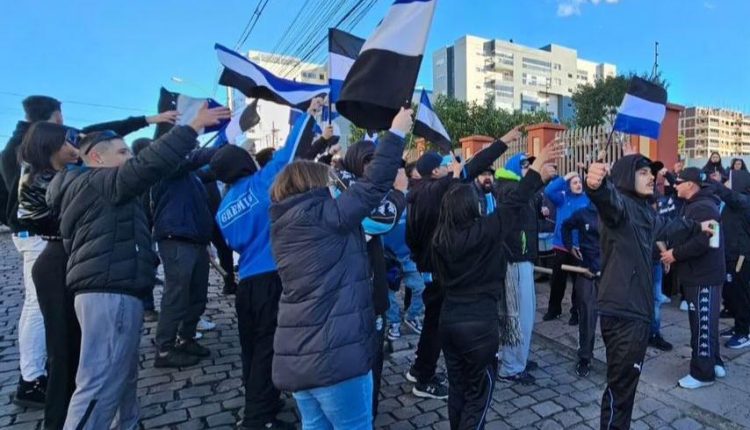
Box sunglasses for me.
[65,129,81,148]
[81,130,121,156]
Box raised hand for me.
[391,107,414,136]
[394,168,408,193]
[501,126,522,143]
[189,103,231,133]
[146,110,179,125]
[586,162,609,190]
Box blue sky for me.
[1,0,748,145]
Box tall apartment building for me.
[679,107,750,159]
[433,35,616,122]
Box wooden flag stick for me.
[561,264,594,278]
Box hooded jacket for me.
[0,116,150,232]
[47,125,199,298]
[150,148,216,244]
[494,153,545,263]
[336,140,406,315]
[561,203,601,274]
[585,154,702,323]
[269,130,405,392]
[711,171,750,262]
[406,139,508,273]
[702,153,727,179]
[544,175,590,249]
[671,188,725,286]
[214,114,317,281]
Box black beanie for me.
[416,151,443,177]
[210,145,258,184]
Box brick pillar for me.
[655,103,684,169]
[524,123,567,156]
[459,135,494,160]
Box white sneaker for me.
[193,331,204,340]
[678,374,714,389]
[679,300,689,312]
[197,318,216,332]
[715,365,727,378]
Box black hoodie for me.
[671,188,725,286]
[710,171,750,262]
[585,154,702,323]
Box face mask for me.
[441,155,454,167]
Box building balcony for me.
[485,59,514,72]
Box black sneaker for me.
[176,339,211,357]
[648,334,673,351]
[13,376,46,408]
[575,360,590,377]
[412,380,448,399]
[542,311,561,321]
[568,313,579,326]
[239,419,296,430]
[498,370,535,385]
[154,349,200,368]
[525,360,539,372]
[406,369,447,385]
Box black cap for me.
[210,145,258,184]
[675,167,706,186]
[416,151,443,177]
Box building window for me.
[553,63,562,70]
[522,57,551,72]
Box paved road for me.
[0,232,745,429]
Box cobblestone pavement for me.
[0,231,745,429]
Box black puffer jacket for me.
[586,155,701,323]
[672,188,725,286]
[0,116,149,232]
[47,125,199,298]
[495,170,545,263]
[406,140,508,273]
[711,171,750,262]
[17,168,58,236]
[269,131,404,392]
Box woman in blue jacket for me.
[268,108,411,429]
[543,171,590,323]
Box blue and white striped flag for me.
[612,77,668,140]
[328,28,365,112]
[337,0,438,130]
[413,89,450,147]
[215,44,329,109]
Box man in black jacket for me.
[151,147,218,368]
[585,153,714,429]
[404,127,519,399]
[712,170,750,349]
[0,95,177,408]
[48,104,230,429]
[661,167,726,389]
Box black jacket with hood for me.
[561,202,601,274]
[47,125,199,298]
[337,140,405,315]
[406,140,508,274]
[585,154,702,323]
[0,116,150,232]
[711,171,750,262]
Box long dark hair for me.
[432,183,481,250]
[19,122,68,181]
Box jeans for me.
[650,263,664,337]
[12,235,47,382]
[386,270,425,324]
[499,262,536,377]
[33,241,80,430]
[236,273,283,425]
[441,319,498,430]
[155,240,209,350]
[293,372,373,430]
[64,293,143,430]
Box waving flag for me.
[154,87,228,138]
[337,0,438,130]
[328,28,365,108]
[215,44,329,109]
[413,89,450,147]
[612,77,668,140]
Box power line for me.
[237,0,271,50]
[0,91,149,113]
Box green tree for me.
[571,73,669,129]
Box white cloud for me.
[557,0,620,17]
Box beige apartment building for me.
[433,35,616,122]
[679,107,750,159]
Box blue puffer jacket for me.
[544,175,590,249]
[151,148,217,244]
[269,130,405,392]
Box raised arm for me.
[585,162,626,228]
[544,176,567,207]
[81,111,178,137]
